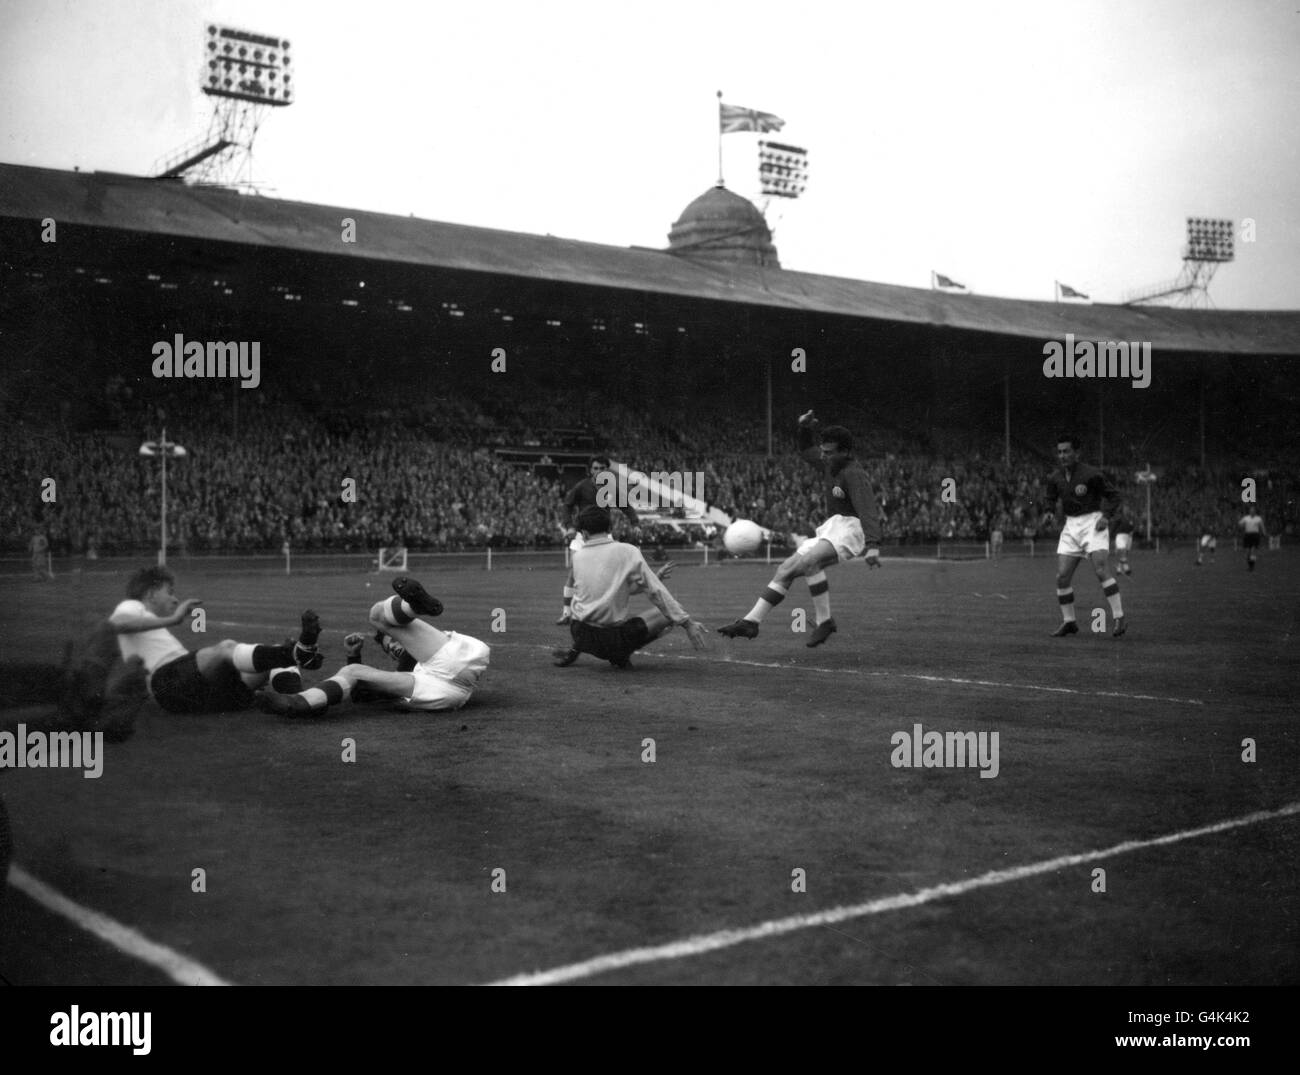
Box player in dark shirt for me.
[718,411,882,647]
[1043,434,1126,637]
[556,456,641,624]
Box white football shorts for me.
[1114,533,1132,552]
[798,514,867,563]
[1199,534,1217,550]
[1057,511,1110,557]
[401,632,491,711]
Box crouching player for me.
[110,566,321,713]
[256,576,490,716]
[552,505,706,669]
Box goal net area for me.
[376,546,408,572]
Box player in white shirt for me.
[257,575,491,716]
[1239,509,1267,571]
[110,566,321,714]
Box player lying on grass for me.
[256,576,490,716]
[109,565,323,713]
[552,505,706,669]
[718,411,882,647]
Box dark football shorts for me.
[1243,533,1261,549]
[570,617,651,664]
[150,652,255,714]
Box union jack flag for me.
[720,102,785,134]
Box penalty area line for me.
[487,801,1300,986]
[6,864,232,986]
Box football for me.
[723,519,765,556]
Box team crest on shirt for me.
[1074,484,1087,496]
[833,486,844,498]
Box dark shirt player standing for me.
[557,455,640,624]
[719,411,881,647]
[1043,434,1127,637]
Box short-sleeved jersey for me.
[798,424,883,544]
[1239,513,1266,535]
[1045,462,1118,518]
[110,599,187,675]
[564,475,640,526]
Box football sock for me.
[381,595,416,626]
[808,571,831,624]
[300,678,348,712]
[562,586,573,612]
[1057,588,1076,622]
[235,642,295,672]
[746,581,788,624]
[1103,578,1123,618]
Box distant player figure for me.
[718,411,881,647]
[1195,530,1217,566]
[258,576,491,715]
[1043,434,1127,638]
[552,506,705,669]
[1239,508,1267,571]
[1111,515,1134,576]
[557,456,640,625]
[110,566,322,713]
[990,517,1005,562]
[30,530,52,581]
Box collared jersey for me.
[109,599,188,674]
[1046,462,1118,518]
[798,424,882,544]
[570,534,687,627]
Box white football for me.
[723,519,765,556]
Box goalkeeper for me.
[552,505,707,669]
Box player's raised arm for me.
[797,410,822,464]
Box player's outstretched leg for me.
[1052,554,1081,637]
[256,662,417,718]
[805,570,836,647]
[371,590,451,663]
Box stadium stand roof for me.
[3,162,1298,355]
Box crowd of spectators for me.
[3,388,1291,556]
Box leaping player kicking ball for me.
[1043,434,1127,638]
[718,410,882,648]
[256,577,491,716]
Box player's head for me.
[589,455,611,478]
[126,565,177,614]
[818,425,853,463]
[577,505,612,536]
[1055,435,1080,465]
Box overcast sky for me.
[3,0,1297,309]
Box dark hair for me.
[589,455,611,470]
[577,505,612,534]
[127,565,175,599]
[1056,434,1080,450]
[819,425,853,453]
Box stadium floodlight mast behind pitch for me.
[153,25,293,190]
[139,430,187,566]
[1122,218,1235,309]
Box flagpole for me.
[716,90,724,185]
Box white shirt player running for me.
[110,599,188,680]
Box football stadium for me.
[1,2,1297,1029]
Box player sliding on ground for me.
[109,565,322,713]
[718,411,881,648]
[256,576,490,716]
[552,505,706,669]
[1043,434,1127,638]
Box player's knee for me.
[215,639,238,657]
[1054,572,1071,588]
[368,600,390,626]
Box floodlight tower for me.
[1122,218,1235,308]
[154,25,293,189]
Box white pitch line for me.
[6,864,232,986]
[488,801,1300,986]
